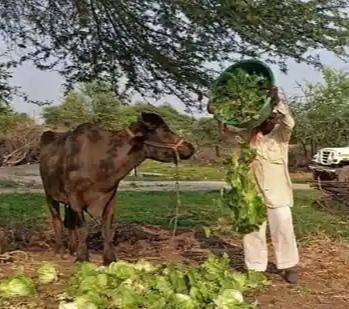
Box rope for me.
[170,152,182,245]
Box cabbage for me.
[118,276,148,293]
[75,262,99,277]
[73,294,100,309]
[170,293,198,309]
[133,259,159,273]
[154,275,174,297]
[37,262,59,284]
[58,301,77,309]
[246,270,269,289]
[110,288,141,309]
[230,272,247,291]
[60,292,108,309]
[107,261,136,279]
[95,273,109,289]
[0,254,268,308]
[142,292,167,309]
[213,289,244,308]
[0,275,35,297]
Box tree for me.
[0,106,35,133]
[291,67,349,158]
[0,0,348,107]
[0,65,15,110]
[42,81,194,132]
[43,81,126,129]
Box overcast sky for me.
[6,49,348,122]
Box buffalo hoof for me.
[59,253,70,260]
[68,246,77,257]
[75,252,89,263]
[54,246,66,259]
[103,251,116,266]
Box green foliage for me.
[206,143,266,235]
[211,70,269,123]
[58,253,267,308]
[43,82,133,130]
[0,65,14,107]
[291,67,349,155]
[0,106,35,133]
[42,82,219,145]
[0,0,348,105]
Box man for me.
[207,86,299,284]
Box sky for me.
[6,49,348,122]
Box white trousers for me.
[243,206,299,271]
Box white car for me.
[308,146,349,180]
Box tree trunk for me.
[215,145,220,157]
[301,141,308,161]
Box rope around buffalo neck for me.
[125,127,183,245]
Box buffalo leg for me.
[63,204,78,256]
[47,198,65,258]
[75,211,89,262]
[68,229,78,256]
[68,194,89,262]
[101,194,117,265]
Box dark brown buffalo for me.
[39,112,195,264]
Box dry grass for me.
[0,123,43,167]
[255,234,349,308]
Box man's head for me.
[255,113,278,135]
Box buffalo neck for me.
[108,127,147,184]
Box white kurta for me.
[228,101,299,271]
[250,101,294,208]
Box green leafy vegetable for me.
[107,260,137,279]
[37,262,59,284]
[57,253,268,308]
[58,301,77,309]
[133,259,160,273]
[0,275,35,297]
[213,289,244,308]
[211,69,270,124]
[208,143,267,235]
[0,253,268,308]
[170,293,198,308]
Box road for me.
[0,164,311,194]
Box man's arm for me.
[274,101,295,141]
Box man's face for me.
[257,113,278,135]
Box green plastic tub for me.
[211,59,275,129]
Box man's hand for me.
[207,101,215,114]
[269,86,280,107]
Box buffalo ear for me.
[128,134,146,150]
[137,113,157,131]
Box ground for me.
[0,188,349,308]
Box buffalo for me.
[39,112,195,264]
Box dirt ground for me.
[0,222,348,308]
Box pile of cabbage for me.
[210,69,270,124]
[0,253,269,309]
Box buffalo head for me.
[133,111,195,163]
